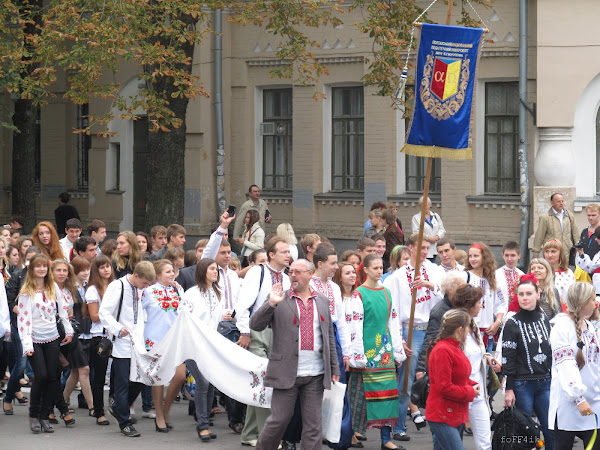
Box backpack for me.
[491,406,541,450]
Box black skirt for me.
[65,338,89,369]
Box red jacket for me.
[425,337,476,427]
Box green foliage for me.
[1,0,492,133]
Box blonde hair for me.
[543,239,568,271]
[133,260,156,281]
[113,231,143,272]
[276,223,298,245]
[229,257,241,271]
[152,259,174,277]
[567,282,596,370]
[529,258,560,313]
[51,259,78,297]
[20,254,57,300]
[0,236,8,269]
[586,203,600,213]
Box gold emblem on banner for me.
[420,53,470,121]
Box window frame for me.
[331,86,364,192]
[262,88,293,191]
[484,81,520,195]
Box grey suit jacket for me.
[250,290,340,390]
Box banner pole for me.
[402,0,452,397]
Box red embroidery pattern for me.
[150,286,180,312]
[552,346,574,364]
[311,277,335,316]
[268,266,281,285]
[406,264,432,304]
[296,298,315,351]
[504,268,518,299]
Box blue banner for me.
[402,23,483,159]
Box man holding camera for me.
[233,185,272,241]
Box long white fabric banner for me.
[129,307,273,409]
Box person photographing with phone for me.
[233,185,272,245]
[425,309,481,450]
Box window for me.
[77,104,90,189]
[263,89,292,190]
[332,86,364,191]
[485,82,519,194]
[404,85,441,193]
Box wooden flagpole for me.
[402,0,453,396]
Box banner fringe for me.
[400,144,472,160]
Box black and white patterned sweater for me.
[502,308,552,390]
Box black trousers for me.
[89,337,110,418]
[28,339,60,419]
[554,414,600,449]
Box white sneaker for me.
[241,439,258,447]
[142,411,156,419]
[129,407,136,415]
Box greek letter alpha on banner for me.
[402,23,484,160]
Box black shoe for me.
[155,419,169,433]
[411,412,427,430]
[381,444,405,450]
[355,434,367,441]
[281,441,296,450]
[121,425,141,437]
[3,402,13,415]
[165,422,173,430]
[61,413,76,427]
[48,415,59,424]
[464,426,473,436]
[393,432,410,441]
[129,415,137,424]
[228,422,244,434]
[198,429,212,442]
[96,417,110,426]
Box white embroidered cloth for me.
[129,302,272,408]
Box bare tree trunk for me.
[12,99,37,231]
[143,11,194,229]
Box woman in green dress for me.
[347,254,407,450]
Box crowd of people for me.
[0,187,599,450]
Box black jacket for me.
[6,267,26,329]
[502,308,552,390]
[54,204,80,237]
[580,227,600,263]
[416,295,453,374]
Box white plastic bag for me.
[321,381,346,443]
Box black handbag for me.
[410,373,429,409]
[491,406,541,450]
[54,300,66,341]
[97,280,125,359]
[217,320,240,343]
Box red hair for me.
[32,222,63,261]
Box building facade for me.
[1,0,596,253]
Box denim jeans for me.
[429,421,464,450]
[393,328,426,434]
[186,359,214,431]
[111,358,143,430]
[379,425,394,444]
[513,378,554,450]
[141,385,153,412]
[4,326,26,403]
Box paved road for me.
[0,388,579,449]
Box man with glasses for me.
[251,259,339,450]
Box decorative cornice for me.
[248,55,364,67]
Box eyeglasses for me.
[288,269,311,275]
